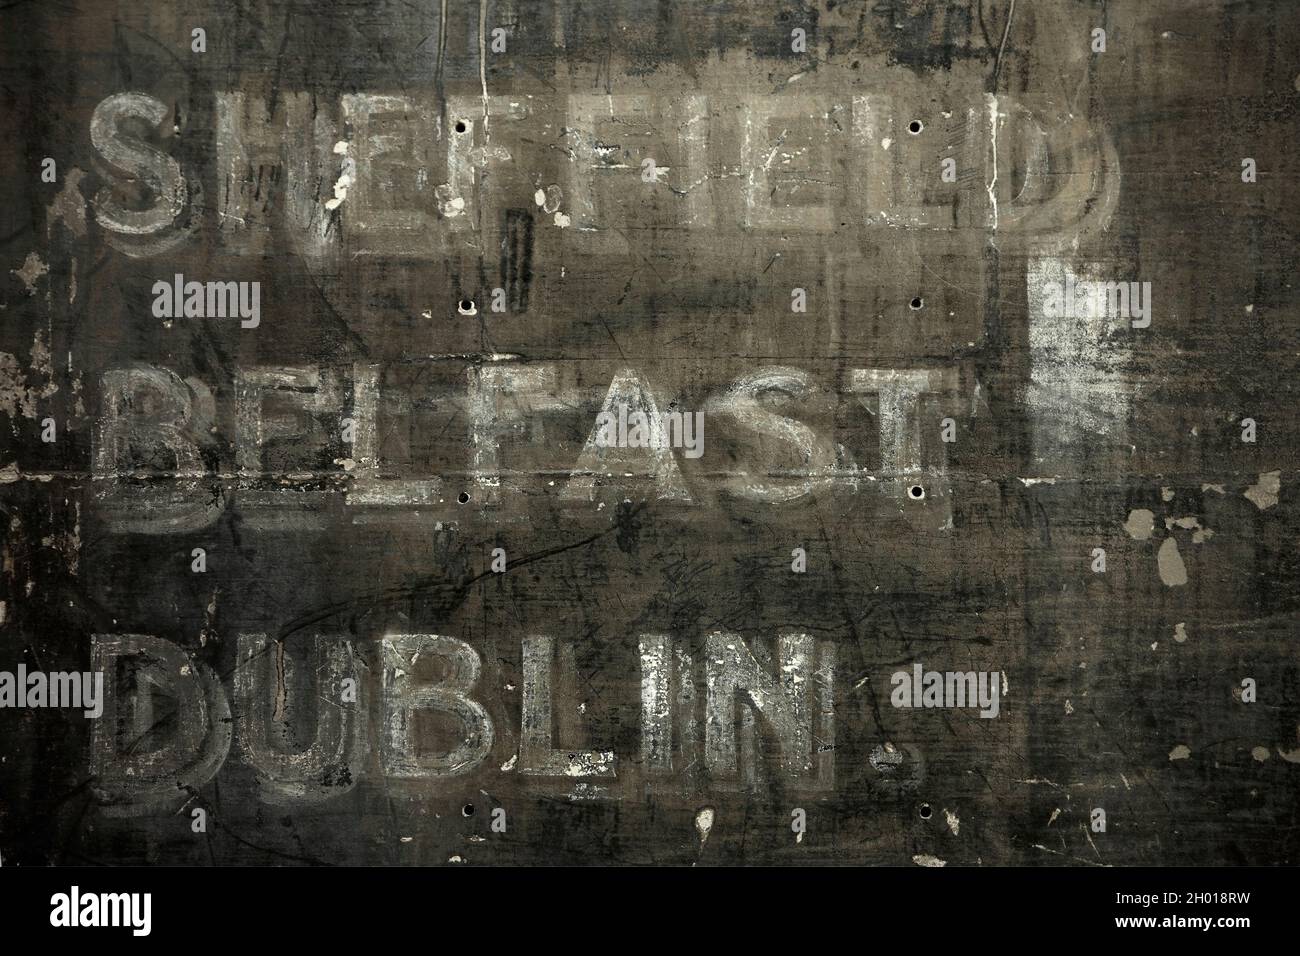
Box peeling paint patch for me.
[1124,508,1155,540]
[1244,471,1280,510]
[1165,514,1213,544]
[12,252,48,294]
[1157,537,1188,586]
[48,168,87,237]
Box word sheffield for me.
[85,88,1113,258]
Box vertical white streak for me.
[986,93,999,232]
[479,0,490,142]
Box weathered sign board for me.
[1,0,1298,866]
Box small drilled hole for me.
[908,119,923,134]
[454,120,467,133]
[459,298,474,312]
[458,492,470,504]
[909,296,923,310]
[919,803,932,820]
[909,484,925,500]
[462,803,474,817]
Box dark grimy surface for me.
[1,0,1298,866]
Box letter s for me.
[703,367,846,503]
[90,93,187,242]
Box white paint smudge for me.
[695,807,715,847]
[1027,258,1132,465]
[1169,744,1191,761]
[435,184,465,217]
[986,94,999,231]
[324,152,355,211]
[541,184,562,214]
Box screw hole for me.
[908,119,923,134]
[459,298,475,313]
[909,484,925,500]
[462,803,474,817]
[458,492,470,504]
[919,803,932,820]
[909,296,923,310]
[454,120,467,134]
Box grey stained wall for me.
[1,0,1298,865]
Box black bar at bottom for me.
[0,865,1278,943]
